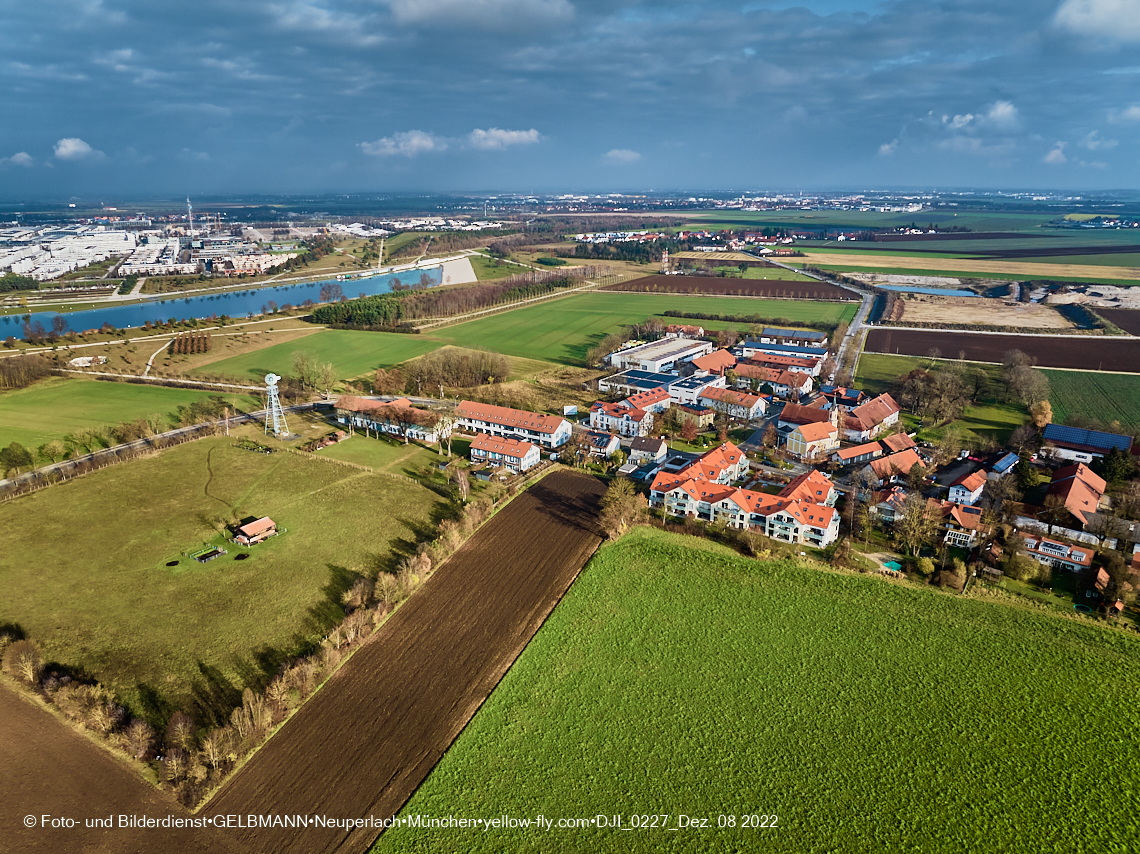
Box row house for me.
[1019,533,1094,573]
[758,328,829,348]
[333,396,452,444]
[649,442,750,506]
[746,353,824,377]
[470,434,540,473]
[456,401,572,449]
[733,364,813,398]
[697,387,766,421]
[657,481,839,548]
[621,387,673,414]
[590,401,654,437]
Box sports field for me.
[192,328,441,382]
[0,377,257,451]
[427,292,856,365]
[378,528,1140,854]
[0,437,441,718]
[1043,370,1140,430]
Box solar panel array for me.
[1042,424,1132,451]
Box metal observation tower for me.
[264,373,288,435]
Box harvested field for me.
[204,470,606,854]
[606,274,854,301]
[1095,307,1140,336]
[865,328,1140,371]
[3,685,233,854]
[801,252,1140,282]
[896,295,1074,329]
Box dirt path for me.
[203,470,606,854]
[1,684,236,854]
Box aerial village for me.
[328,321,1140,615]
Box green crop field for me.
[800,262,1140,287]
[427,292,856,365]
[855,353,1026,442]
[193,329,441,382]
[741,266,815,280]
[0,377,257,452]
[469,254,533,280]
[1044,370,1140,430]
[0,437,441,719]
[378,528,1140,854]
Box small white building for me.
[948,470,987,505]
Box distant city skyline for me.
[2,0,1139,197]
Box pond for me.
[3,267,443,333]
[877,285,977,297]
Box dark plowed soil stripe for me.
[204,470,606,854]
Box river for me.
[2,267,443,334]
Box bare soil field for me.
[1096,308,1140,336]
[865,328,1140,371]
[802,252,1140,282]
[896,295,1074,329]
[204,470,606,854]
[2,685,234,854]
[606,274,854,301]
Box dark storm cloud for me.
[1,0,1137,196]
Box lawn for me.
[192,328,441,383]
[378,528,1140,854]
[469,253,534,281]
[316,433,448,475]
[0,436,442,721]
[855,353,1026,442]
[0,377,257,452]
[427,292,856,365]
[1044,370,1140,430]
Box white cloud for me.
[53,138,103,161]
[943,113,974,130]
[1108,105,1140,123]
[604,149,641,164]
[385,0,573,28]
[359,130,447,157]
[983,100,1019,130]
[467,128,541,150]
[1080,130,1117,150]
[878,139,899,156]
[0,151,34,167]
[1044,142,1068,164]
[1055,0,1140,43]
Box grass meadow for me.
[427,292,857,365]
[192,328,441,382]
[0,377,258,451]
[378,528,1140,854]
[855,353,1027,442]
[0,437,441,720]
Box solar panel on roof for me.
[1043,424,1131,451]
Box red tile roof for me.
[457,400,567,435]
[952,470,987,494]
[691,349,737,374]
[779,403,832,426]
[238,517,276,537]
[471,434,536,459]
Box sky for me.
[1,0,1139,198]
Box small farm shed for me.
[234,517,278,546]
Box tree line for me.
[310,267,603,329]
[0,353,53,389]
[402,349,510,392]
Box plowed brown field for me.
[607,274,854,300]
[204,470,606,854]
[865,328,1140,371]
[1096,308,1140,336]
[2,685,235,854]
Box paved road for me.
[765,257,874,383]
[0,401,330,492]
